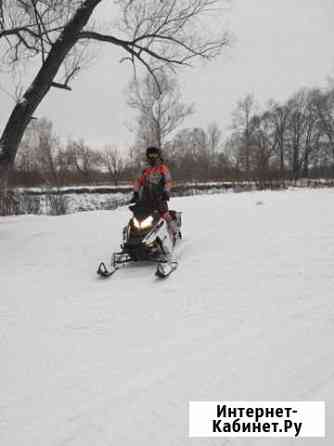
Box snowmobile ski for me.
[155,260,178,279]
[97,262,118,278]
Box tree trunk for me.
[292,147,299,180]
[0,0,102,188]
[303,150,309,177]
[278,125,286,177]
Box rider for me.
[131,146,177,243]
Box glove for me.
[130,191,139,203]
[161,191,170,202]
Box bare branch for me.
[79,0,229,78]
[127,69,194,148]
[78,30,127,46]
[31,0,46,62]
[0,0,230,186]
[51,81,71,91]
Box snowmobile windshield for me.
[129,204,160,220]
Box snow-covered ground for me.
[1,189,333,445]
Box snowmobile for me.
[97,202,182,279]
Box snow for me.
[60,191,129,213]
[1,189,333,445]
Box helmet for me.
[146,146,161,158]
[146,146,163,163]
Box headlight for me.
[132,216,153,229]
[133,217,141,229]
[141,215,153,229]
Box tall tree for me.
[65,139,101,183]
[311,88,334,168]
[231,94,257,177]
[100,145,126,185]
[266,101,290,175]
[0,0,230,189]
[15,117,60,186]
[285,89,320,179]
[127,69,194,156]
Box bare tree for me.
[285,89,321,179]
[301,94,321,177]
[0,0,230,191]
[100,145,126,185]
[169,125,221,180]
[33,118,61,185]
[207,122,222,154]
[231,94,258,177]
[311,88,334,166]
[266,101,290,176]
[127,69,194,156]
[250,113,276,182]
[66,139,101,183]
[15,121,42,183]
[15,117,62,185]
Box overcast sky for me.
[1,0,334,152]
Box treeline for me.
[10,85,334,188]
[224,87,334,182]
[12,118,132,188]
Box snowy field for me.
[1,189,333,445]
